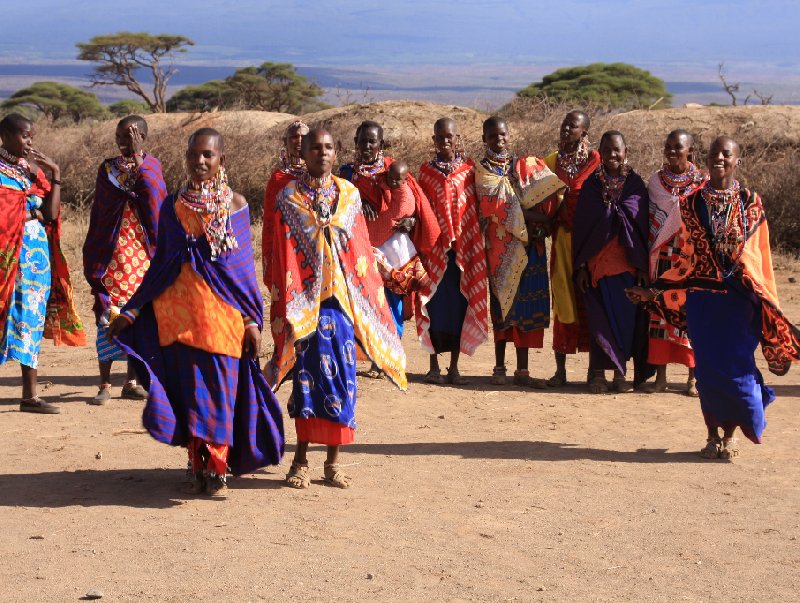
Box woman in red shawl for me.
[262,120,308,286]
[0,113,85,414]
[417,117,488,384]
[339,120,440,378]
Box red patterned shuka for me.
[416,159,488,356]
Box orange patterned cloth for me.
[101,202,150,309]
[587,237,635,287]
[152,201,244,358]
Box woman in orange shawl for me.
[0,113,85,414]
[627,136,800,460]
[267,128,406,489]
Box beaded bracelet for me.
[243,316,258,329]
[51,178,62,185]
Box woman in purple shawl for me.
[573,131,650,393]
[108,128,284,497]
[83,115,167,405]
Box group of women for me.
[0,106,797,496]
[260,112,800,464]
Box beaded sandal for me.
[719,438,739,461]
[612,376,633,393]
[423,369,446,384]
[323,463,352,489]
[364,364,384,380]
[285,462,311,489]
[513,370,546,389]
[546,371,567,388]
[446,368,468,385]
[589,375,608,394]
[699,438,721,459]
[490,366,507,385]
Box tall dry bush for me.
[32,102,800,254]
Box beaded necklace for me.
[354,151,385,178]
[298,172,338,224]
[108,154,139,191]
[0,147,31,190]
[430,153,464,176]
[480,148,512,176]
[596,164,630,206]
[700,179,746,278]
[279,149,306,179]
[658,162,704,198]
[557,144,589,180]
[177,167,237,261]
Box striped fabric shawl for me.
[83,155,166,322]
[416,160,488,356]
[116,197,285,474]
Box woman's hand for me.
[575,266,590,294]
[106,315,132,342]
[28,149,60,180]
[128,124,145,166]
[392,217,416,233]
[243,325,261,358]
[625,286,656,304]
[362,201,378,221]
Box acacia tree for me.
[518,63,671,109]
[166,62,326,113]
[76,32,194,113]
[1,82,107,122]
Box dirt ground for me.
[1,217,799,602]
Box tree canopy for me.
[166,62,326,114]
[1,82,107,122]
[76,32,194,113]
[108,99,152,118]
[517,63,671,109]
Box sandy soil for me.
[1,218,799,602]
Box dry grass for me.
[30,100,800,252]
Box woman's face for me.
[285,125,309,157]
[664,133,692,173]
[1,121,33,159]
[186,134,223,182]
[355,126,382,163]
[707,137,739,186]
[483,121,509,155]
[599,135,627,176]
[433,121,459,162]
[560,113,587,149]
[302,130,337,178]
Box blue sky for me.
[2,0,798,67]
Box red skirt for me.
[494,327,544,348]
[647,338,695,368]
[295,418,355,446]
[552,317,590,354]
